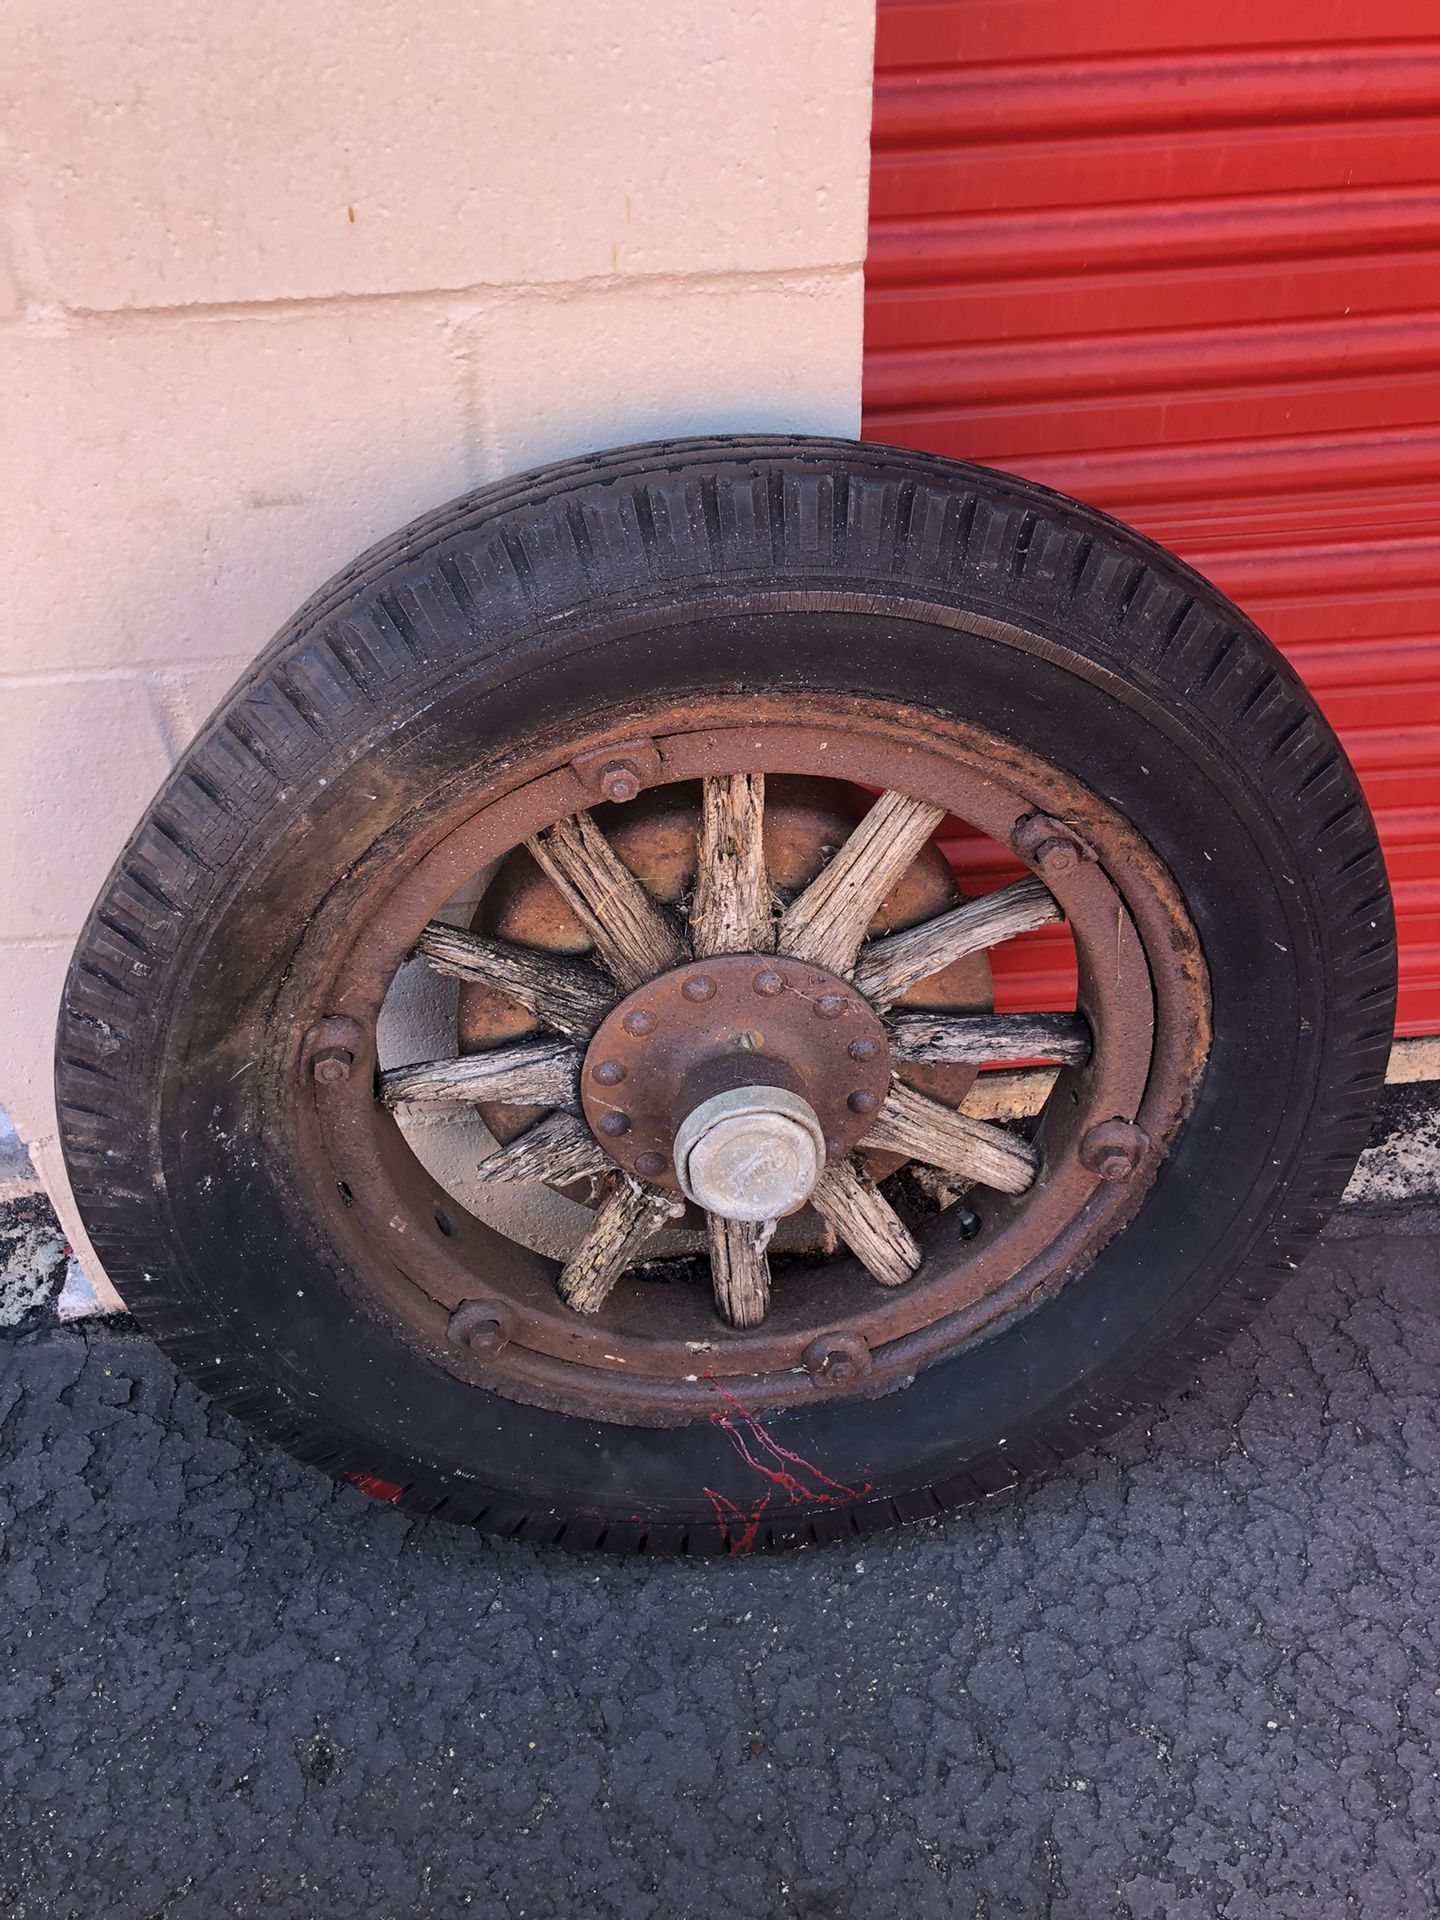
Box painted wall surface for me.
[0,0,876,1300]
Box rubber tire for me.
[56,436,1396,1553]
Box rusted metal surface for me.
[287,695,1210,1426]
[579,953,890,1193]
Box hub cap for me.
[673,1085,826,1220]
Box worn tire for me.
[56,435,1396,1551]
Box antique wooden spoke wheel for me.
[351,741,1197,1425]
[57,438,1393,1549]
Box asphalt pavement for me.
[3,1223,1440,1919]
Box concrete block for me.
[0,678,178,941]
[0,306,478,675]
[456,268,865,477]
[0,943,69,1156]
[6,0,875,311]
[0,235,21,322]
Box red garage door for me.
[863,0,1440,1034]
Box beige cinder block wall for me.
[0,0,877,1303]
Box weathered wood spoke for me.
[853,875,1062,1010]
[378,1038,581,1110]
[707,1214,773,1328]
[777,790,946,974]
[810,1158,922,1288]
[692,773,775,956]
[526,810,688,992]
[475,1110,614,1184]
[558,1180,682,1313]
[864,1082,1038,1195]
[414,923,613,1041]
[886,1010,1091,1067]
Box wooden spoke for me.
[558,1179,682,1314]
[886,1010,1091,1067]
[526,811,688,992]
[707,1214,773,1328]
[691,773,775,956]
[475,1110,614,1184]
[853,876,1061,1010]
[776,790,946,974]
[414,923,613,1041]
[378,1038,581,1110]
[810,1158,922,1288]
[961,1066,1059,1124]
[864,1081,1038,1195]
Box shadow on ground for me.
[2,1228,1439,1918]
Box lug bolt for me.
[636,1151,666,1177]
[683,974,717,1002]
[311,1046,354,1084]
[848,1089,878,1116]
[447,1300,513,1357]
[753,969,786,997]
[849,1037,879,1063]
[599,762,641,804]
[814,994,847,1020]
[957,1206,982,1240]
[623,1009,655,1037]
[1013,812,1087,880]
[802,1331,871,1388]
[599,1112,632,1138]
[592,1059,627,1087]
[1033,836,1079,878]
[1080,1119,1149,1182]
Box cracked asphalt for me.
[3,1227,1440,1919]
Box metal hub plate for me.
[580,953,891,1195]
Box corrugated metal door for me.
[864,0,1440,1034]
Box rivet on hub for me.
[814,994,847,1021]
[636,1151,666,1177]
[599,1112,632,1138]
[447,1300,513,1357]
[683,974,717,1002]
[623,1009,655,1037]
[848,1089,878,1116]
[802,1331,871,1388]
[592,1059,627,1087]
[753,969,786,997]
[848,1036,879,1063]
[1080,1119,1149,1182]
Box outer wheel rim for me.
[289,695,1211,1425]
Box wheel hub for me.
[578,952,892,1198]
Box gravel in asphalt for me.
[2,1227,1439,1919]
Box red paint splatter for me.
[701,1382,870,1553]
[347,1471,404,1504]
[703,1485,773,1556]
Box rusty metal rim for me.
[282,694,1210,1426]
